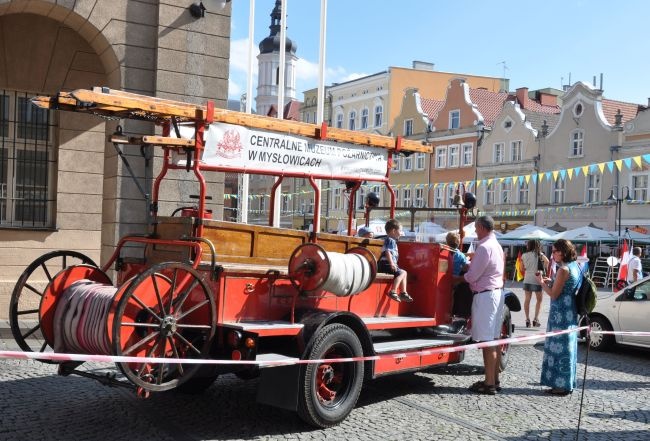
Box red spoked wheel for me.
[9,251,99,363]
[297,323,364,428]
[111,262,216,392]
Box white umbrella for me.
[500,227,554,241]
[550,226,616,242]
[434,222,483,244]
[416,221,447,242]
[608,230,650,244]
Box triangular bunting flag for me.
[551,170,559,180]
[574,167,581,177]
[623,158,632,169]
[614,159,623,171]
[559,169,566,180]
[643,154,650,163]
[606,161,614,173]
[567,168,574,179]
[532,174,538,184]
[582,165,589,175]
[597,162,606,173]
[633,156,643,168]
[525,175,531,184]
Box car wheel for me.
[588,316,615,351]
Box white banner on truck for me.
[178,122,389,180]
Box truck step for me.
[222,321,304,336]
[255,353,299,368]
[362,316,435,330]
[373,338,457,354]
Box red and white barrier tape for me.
[591,330,650,336]
[0,326,595,366]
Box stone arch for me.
[0,3,121,268]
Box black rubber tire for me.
[9,250,97,362]
[297,323,364,428]
[499,306,512,372]
[588,316,615,351]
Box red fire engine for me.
[9,88,519,428]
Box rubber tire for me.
[499,306,512,373]
[588,316,615,351]
[297,323,364,428]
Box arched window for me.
[361,108,369,129]
[336,113,343,129]
[374,105,383,127]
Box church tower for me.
[256,0,298,117]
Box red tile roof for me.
[468,88,509,126]
[601,98,641,125]
[266,99,303,121]
[516,96,560,114]
[420,98,444,121]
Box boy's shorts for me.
[378,261,403,276]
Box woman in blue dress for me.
[535,239,580,395]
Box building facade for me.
[0,1,231,315]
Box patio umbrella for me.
[608,229,650,244]
[499,227,554,241]
[550,226,617,242]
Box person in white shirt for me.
[627,247,644,284]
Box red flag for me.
[618,240,630,281]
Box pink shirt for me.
[463,232,504,292]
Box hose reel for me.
[288,243,377,296]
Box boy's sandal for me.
[525,319,531,328]
[533,319,541,327]
[495,381,502,392]
[399,292,414,303]
[388,291,401,302]
[469,380,497,395]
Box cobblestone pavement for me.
[1,283,648,440]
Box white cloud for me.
[229,38,368,100]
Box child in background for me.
[378,219,412,302]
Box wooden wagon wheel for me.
[112,262,216,392]
[9,250,98,363]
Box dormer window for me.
[503,118,513,132]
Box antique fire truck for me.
[8,88,519,428]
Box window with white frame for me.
[552,178,565,204]
[374,105,383,127]
[393,189,400,207]
[434,187,444,208]
[414,188,424,207]
[333,187,342,210]
[500,181,511,204]
[281,195,289,212]
[349,110,356,130]
[308,198,314,213]
[361,108,369,129]
[485,182,494,205]
[415,153,425,170]
[518,181,529,204]
[493,143,505,163]
[510,140,522,161]
[462,143,473,166]
[448,144,459,167]
[403,188,411,207]
[0,91,57,228]
[447,186,455,208]
[336,113,343,128]
[435,146,447,169]
[403,155,412,171]
[404,119,413,136]
[260,197,267,212]
[449,110,460,129]
[570,129,584,157]
[586,173,601,203]
[632,173,648,201]
[392,153,400,172]
[355,187,365,210]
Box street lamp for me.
[607,185,633,237]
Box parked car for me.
[587,275,650,351]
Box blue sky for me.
[228,0,650,105]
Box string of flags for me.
[221,153,650,201]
